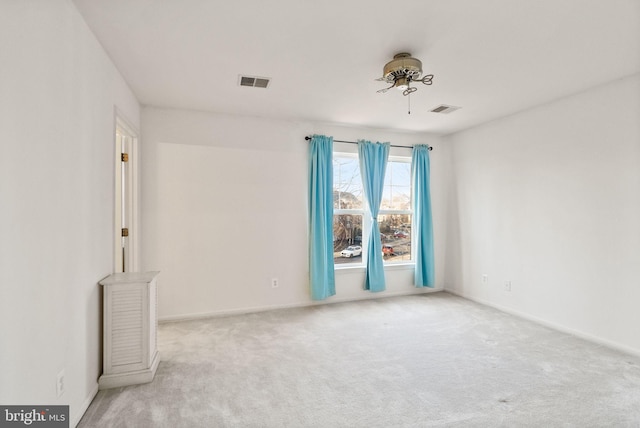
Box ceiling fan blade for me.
[402,87,417,96]
[376,82,395,93]
[420,74,434,85]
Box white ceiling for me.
[73,0,640,135]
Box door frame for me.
[114,108,139,273]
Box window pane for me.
[333,214,363,265]
[379,214,411,262]
[381,161,411,210]
[333,156,363,209]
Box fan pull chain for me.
[408,92,411,114]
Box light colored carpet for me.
[78,292,640,427]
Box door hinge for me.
[121,153,129,162]
[121,228,129,237]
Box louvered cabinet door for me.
[99,272,160,389]
[107,285,146,372]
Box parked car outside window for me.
[393,230,408,238]
[341,245,362,258]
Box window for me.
[333,152,412,266]
[333,154,364,265]
[379,160,412,262]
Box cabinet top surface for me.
[99,271,160,286]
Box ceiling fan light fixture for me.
[382,53,423,83]
[375,52,435,101]
[395,77,409,91]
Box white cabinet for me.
[98,271,160,389]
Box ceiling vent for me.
[238,75,271,89]
[430,104,461,114]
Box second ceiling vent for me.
[238,75,271,89]
[429,104,461,114]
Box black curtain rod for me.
[304,135,433,151]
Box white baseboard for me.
[445,289,640,359]
[159,288,443,323]
[72,383,99,428]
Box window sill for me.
[335,262,415,272]
[383,262,415,271]
[334,264,365,272]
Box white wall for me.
[445,74,640,355]
[141,107,450,320]
[0,1,140,425]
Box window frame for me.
[333,152,367,267]
[378,156,413,264]
[332,148,414,269]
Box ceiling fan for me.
[376,53,434,96]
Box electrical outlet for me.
[56,369,65,398]
[482,274,489,284]
[504,281,512,292]
[271,278,279,288]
